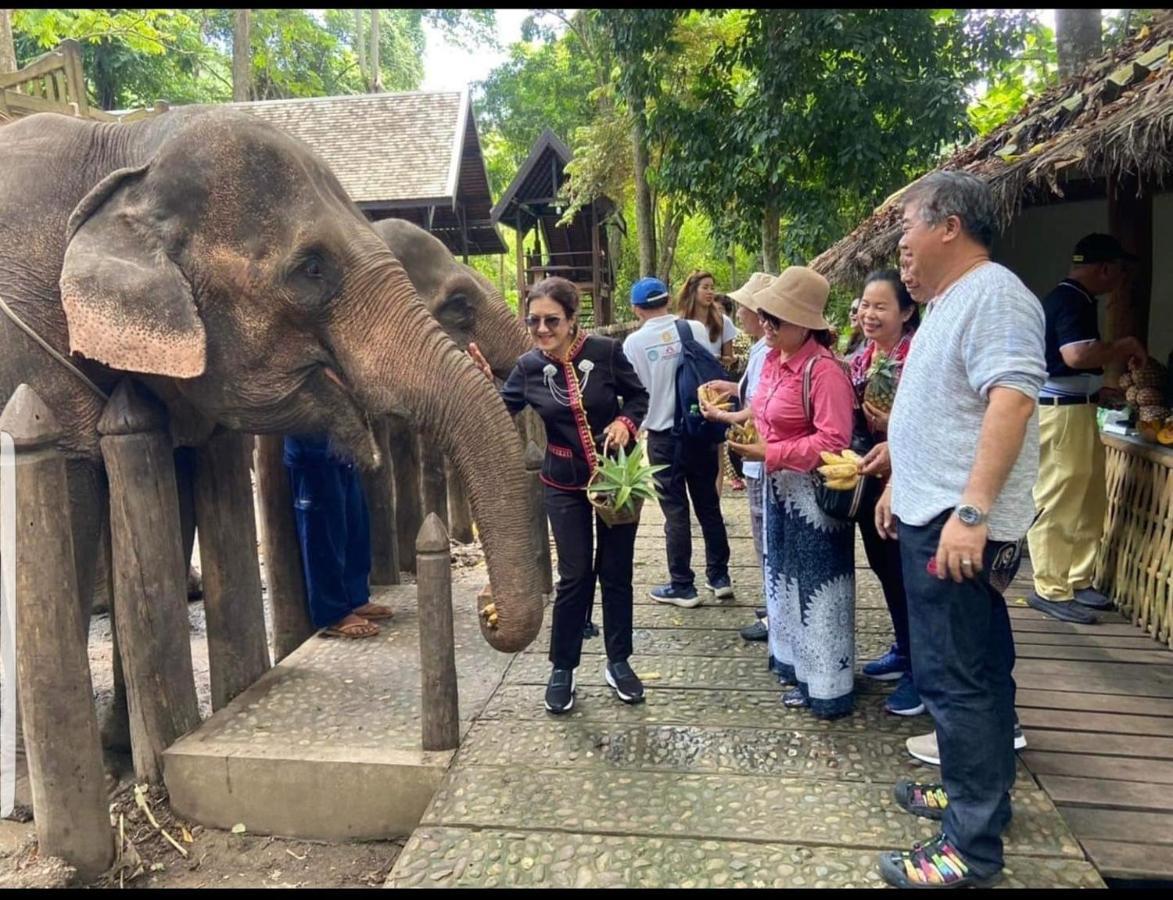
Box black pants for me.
[900,510,1022,877]
[856,478,911,659]
[647,431,731,588]
[544,485,636,670]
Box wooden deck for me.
[1007,563,1173,884]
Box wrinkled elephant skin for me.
[0,108,542,652]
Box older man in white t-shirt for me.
[874,171,1046,889]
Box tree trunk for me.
[631,97,656,277]
[1056,9,1102,80]
[232,8,251,102]
[656,201,685,284]
[369,8,382,92]
[0,9,17,74]
[354,9,367,86]
[761,196,780,275]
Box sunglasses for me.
[757,310,783,329]
[525,314,566,331]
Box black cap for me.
[1072,233,1139,265]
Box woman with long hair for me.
[678,270,738,369]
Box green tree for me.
[654,9,1041,267]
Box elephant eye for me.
[303,256,323,278]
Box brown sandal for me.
[322,619,380,639]
[353,603,394,621]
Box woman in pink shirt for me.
[727,267,856,719]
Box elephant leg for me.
[66,459,131,755]
[175,447,201,599]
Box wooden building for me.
[491,129,617,325]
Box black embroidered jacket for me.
[500,332,650,490]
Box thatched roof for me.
[811,13,1173,287]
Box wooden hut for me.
[490,129,617,325]
[811,16,1173,650]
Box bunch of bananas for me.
[698,384,733,411]
[817,449,863,491]
[728,419,758,444]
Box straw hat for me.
[751,266,832,331]
[727,272,775,312]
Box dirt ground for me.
[0,536,488,889]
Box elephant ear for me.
[60,163,207,379]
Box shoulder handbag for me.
[801,355,871,523]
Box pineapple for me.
[863,353,900,413]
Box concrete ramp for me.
[164,579,511,841]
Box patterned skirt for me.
[764,469,856,717]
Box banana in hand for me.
[817,449,861,490]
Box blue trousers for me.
[287,459,372,629]
[899,510,1022,878]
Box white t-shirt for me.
[739,337,770,479]
[623,314,714,432]
[692,314,739,357]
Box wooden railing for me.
[1095,433,1173,648]
[0,38,167,124]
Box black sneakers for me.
[544,668,575,714]
[605,660,646,704]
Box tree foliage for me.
[9,8,495,110]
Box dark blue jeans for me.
[288,459,372,629]
[899,510,1023,878]
[646,430,730,588]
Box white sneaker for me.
[906,727,1028,767]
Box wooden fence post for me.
[525,441,554,595]
[362,418,400,584]
[253,435,315,662]
[445,458,475,544]
[194,430,271,711]
[98,380,200,783]
[387,414,422,573]
[0,385,114,880]
[416,514,459,751]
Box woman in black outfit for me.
[468,277,649,714]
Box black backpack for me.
[673,320,735,445]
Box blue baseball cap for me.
[630,276,670,307]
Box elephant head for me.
[370,218,529,379]
[56,108,541,652]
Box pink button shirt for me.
[752,339,855,474]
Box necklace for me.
[543,358,594,406]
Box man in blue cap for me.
[623,276,733,608]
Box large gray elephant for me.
[370,218,529,375]
[0,107,542,653]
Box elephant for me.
[370,218,529,377]
[0,106,543,655]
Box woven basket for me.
[586,470,644,527]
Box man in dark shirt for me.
[1027,234,1146,624]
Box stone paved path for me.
[386,493,1103,888]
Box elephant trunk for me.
[331,252,543,653]
[478,287,533,380]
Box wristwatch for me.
[955,503,987,527]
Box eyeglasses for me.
[757,310,783,329]
[525,314,565,331]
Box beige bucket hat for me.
[727,272,775,312]
[751,266,832,331]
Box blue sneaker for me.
[862,644,909,682]
[705,575,734,600]
[649,583,701,608]
[884,672,926,717]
